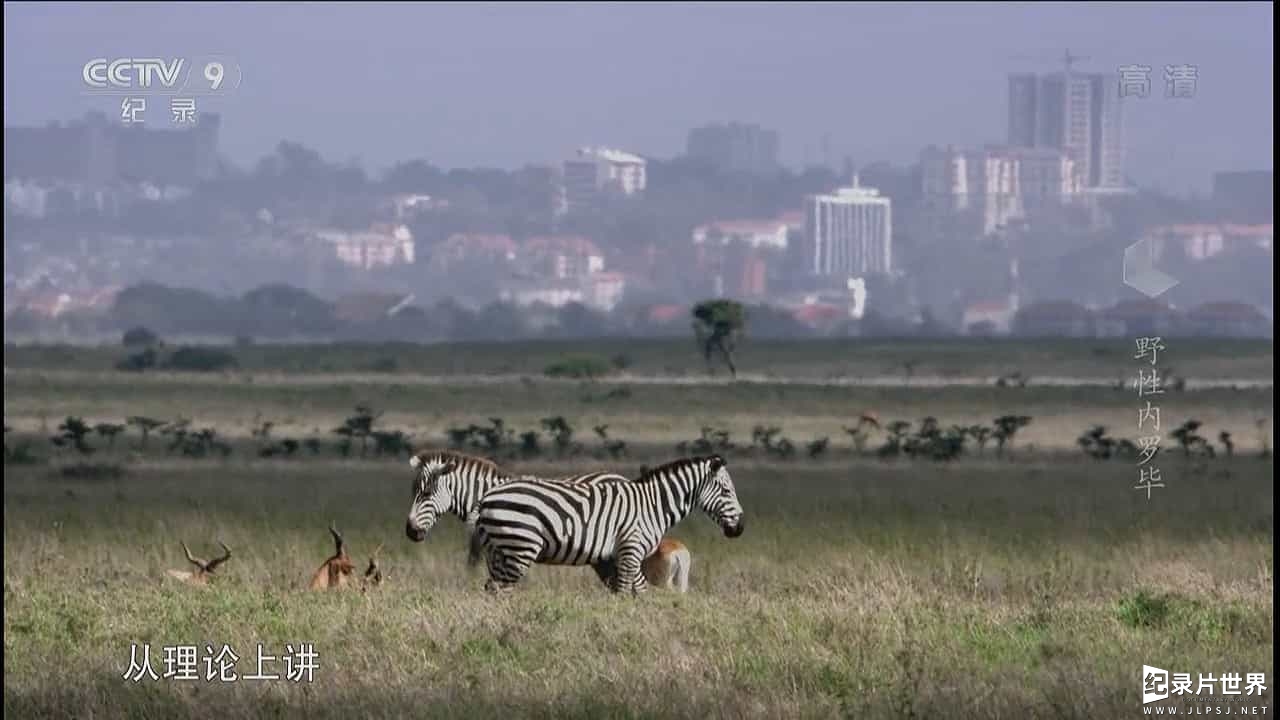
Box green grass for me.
[3,458,1274,719]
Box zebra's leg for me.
[484,549,516,594]
[483,550,506,594]
[485,545,538,594]
[611,544,649,596]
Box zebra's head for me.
[694,455,745,538]
[405,451,459,542]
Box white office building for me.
[804,177,893,276]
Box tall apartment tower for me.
[1007,69,1123,189]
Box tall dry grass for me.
[4,457,1273,719]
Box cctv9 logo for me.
[81,55,242,94]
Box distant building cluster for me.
[432,232,624,312]
[2,55,1273,339]
[920,144,1083,235]
[912,59,1147,252]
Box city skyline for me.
[3,3,1273,194]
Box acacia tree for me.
[692,299,746,378]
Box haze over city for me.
[4,2,1273,191]
[2,1,1273,344]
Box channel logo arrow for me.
[1123,237,1179,298]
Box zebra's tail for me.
[467,522,486,568]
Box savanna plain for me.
[3,338,1274,719]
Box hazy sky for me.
[4,2,1273,193]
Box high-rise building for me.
[1007,74,1040,149]
[686,122,780,175]
[1007,70,1124,189]
[921,144,1018,234]
[804,177,892,277]
[561,147,646,213]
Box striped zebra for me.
[466,454,744,595]
[404,450,693,591]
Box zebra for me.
[403,450,694,591]
[466,454,744,595]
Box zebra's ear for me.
[441,460,458,475]
[409,455,423,469]
[708,454,726,471]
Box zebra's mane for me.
[634,455,722,483]
[413,449,504,475]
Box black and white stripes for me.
[466,454,744,595]
[404,450,626,542]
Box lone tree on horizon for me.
[692,299,746,379]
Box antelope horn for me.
[329,522,346,557]
[204,541,233,573]
[181,542,207,571]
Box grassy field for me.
[4,336,1275,380]
[3,371,1273,456]
[3,340,1275,718]
[3,458,1273,719]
